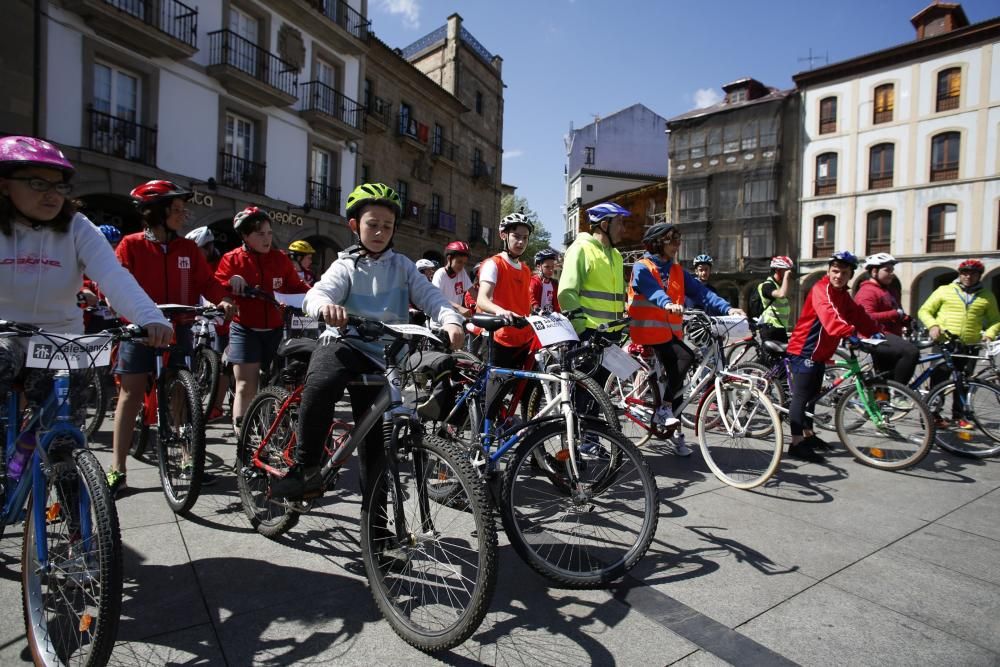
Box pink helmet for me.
[0,136,75,175]
[770,256,794,270]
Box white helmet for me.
[415,258,438,272]
[185,226,214,248]
[863,252,897,270]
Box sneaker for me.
[788,442,825,463]
[207,406,225,422]
[578,436,610,460]
[654,405,680,427]
[269,465,324,500]
[956,419,975,430]
[106,470,127,499]
[671,432,692,457]
[801,434,832,451]
[934,416,951,429]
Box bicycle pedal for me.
[285,498,314,513]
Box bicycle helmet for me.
[499,211,534,233]
[770,255,794,270]
[345,183,401,219]
[129,180,192,208]
[185,226,214,248]
[288,239,316,255]
[586,202,630,224]
[958,258,985,273]
[693,254,713,267]
[444,240,470,256]
[0,136,75,176]
[98,224,122,245]
[863,252,896,270]
[415,258,438,272]
[233,206,271,234]
[641,223,677,245]
[534,248,559,265]
[829,250,859,269]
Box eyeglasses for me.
[7,177,73,196]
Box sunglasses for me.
[7,176,73,196]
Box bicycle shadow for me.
[897,448,983,484]
[749,459,850,504]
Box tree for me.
[500,193,553,264]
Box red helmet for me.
[445,241,470,257]
[129,180,192,208]
[233,205,271,233]
[770,256,794,270]
[958,259,985,274]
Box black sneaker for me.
[788,442,825,463]
[802,434,833,451]
[269,466,324,500]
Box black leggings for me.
[651,338,696,412]
[869,333,919,385]
[788,361,825,437]
[930,350,974,418]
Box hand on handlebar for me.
[929,325,942,341]
[229,275,247,296]
[143,322,173,348]
[318,303,348,328]
[217,299,238,322]
[441,322,464,351]
[665,303,684,315]
[728,307,746,318]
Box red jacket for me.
[215,246,309,329]
[854,279,906,336]
[530,275,560,313]
[116,232,227,311]
[787,275,881,363]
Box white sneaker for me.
[654,406,680,427]
[672,432,692,457]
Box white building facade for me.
[794,5,1000,312]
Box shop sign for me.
[269,211,304,227]
[192,191,214,208]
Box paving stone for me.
[938,487,1000,541]
[888,522,1000,587]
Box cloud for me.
[503,149,524,161]
[693,88,723,109]
[377,0,420,29]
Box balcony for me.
[469,222,492,246]
[472,159,495,183]
[87,107,157,166]
[431,136,458,165]
[65,0,198,59]
[813,241,834,258]
[428,208,457,233]
[815,178,837,196]
[930,162,958,182]
[936,94,959,113]
[299,82,364,140]
[396,114,429,150]
[219,152,266,195]
[207,30,298,108]
[873,109,893,124]
[307,180,341,215]
[364,95,391,131]
[564,230,577,246]
[278,0,370,55]
[869,172,893,190]
[677,206,708,224]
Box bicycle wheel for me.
[604,367,655,446]
[193,347,221,420]
[500,420,658,588]
[22,446,122,667]
[79,372,107,440]
[697,382,783,489]
[525,369,619,426]
[734,362,787,409]
[926,380,1000,458]
[156,370,207,514]
[726,339,759,367]
[835,379,933,470]
[361,432,497,652]
[129,411,150,461]
[237,386,300,537]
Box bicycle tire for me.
[129,411,149,461]
[696,382,783,489]
[237,386,301,537]
[734,361,787,410]
[835,379,933,470]
[500,420,658,588]
[525,369,619,427]
[361,432,497,652]
[926,380,1000,458]
[22,447,123,667]
[80,372,107,440]
[156,370,207,514]
[726,339,760,367]
[193,347,222,421]
[604,366,655,446]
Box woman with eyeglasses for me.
[0,136,172,430]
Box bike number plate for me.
[290,315,319,330]
[25,334,112,369]
[526,313,578,347]
[601,344,642,380]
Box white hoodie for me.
[0,213,169,333]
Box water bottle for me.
[7,431,37,485]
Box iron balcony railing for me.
[428,208,457,233]
[472,159,493,180]
[307,180,341,215]
[432,135,457,161]
[300,82,364,130]
[100,0,198,47]
[397,114,427,143]
[316,0,370,41]
[208,29,297,98]
[219,152,266,194]
[365,95,390,126]
[87,106,157,166]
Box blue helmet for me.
[829,250,859,269]
[98,224,122,245]
[534,248,559,265]
[586,202,630,225]
[693,254,714,267]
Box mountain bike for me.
[236,318,497,652]
[191,307,226,420]
[1,320,127,666]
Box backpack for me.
[747,282,767,321]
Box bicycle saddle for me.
[762,340,787,355]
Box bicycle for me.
[236,317,497,652]
[191,307,225,421]
[438,312,659,588]
[1,320,126,666]
[605,312,784,489]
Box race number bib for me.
[25,334,113,369]
[526,313,579,347]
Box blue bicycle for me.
[1,320,127,666]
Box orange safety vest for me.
[627,258,685,344]
[485,254,534,349]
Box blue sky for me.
[370,0,1000,248]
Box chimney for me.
[911,2,969,40]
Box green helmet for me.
[345,183,401,219]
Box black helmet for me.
[642,223,677,244]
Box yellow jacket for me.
[918,282,1000,344]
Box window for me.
[723,125,740,153]
[690,131,706,159]
[309,147,335,213]
[678,186,707,222]
[470,209,483,243]
[866,210,892,255]
[819,97,837,134]
[313,59,339,115]
[311,147,331,187]
[813,215,835,257]
[361,163,370,183]
[707,128,722,156]
[742,179,775,216]
[363,78,372,109]
[432,123,444,155]
[930,132,960,181]
[475,90,483,114]
[93,62,139,123]
[679,229,707,262]
[927,203,957,253]
[815,152,837,195]
[717,181,739,212]
[396,180,408,214]
[228,6,260,76]
[728,89,746,104]
[584,146,595,165]
[585,184,593,191]
[936,67,960,112]
[874,84,894,123]
[759,118,778,147]
[221,110,260,192]
[672,133,690,161]
[224,111,254,160]
[741,121,758,151]
[743,225,773,258]
[868,143,894,189]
